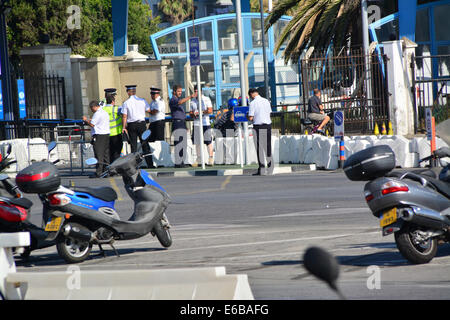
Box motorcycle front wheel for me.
[56,222,93,264]
[152,219,172,248]
[395,223,437,264]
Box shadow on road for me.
[15,246,167,268]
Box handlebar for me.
[419,147,450,164]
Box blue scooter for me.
[16,130,172,263]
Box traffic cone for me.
[381,122,387,135]
[388,121,394,135]
[374,123,380,135]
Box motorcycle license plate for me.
[45,217,62,232]
[380,208,397,227]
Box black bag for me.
[122,131,130,143]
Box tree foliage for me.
[158,0,193,26]
[264,0,361,63]
[6,0,161,68]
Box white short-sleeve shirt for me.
[121,95,150,123]
[248,95,272,125]
[91,108,110,135]
[190,96,212,126]
[149,96,166,122]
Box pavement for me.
[15,170,450,300]
[57,163,318,178]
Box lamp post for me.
[235,0,250,167]
[0,0,14,139]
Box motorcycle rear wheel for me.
[395,223,437,264]
[153,219,172,248]
[56,222,93,264]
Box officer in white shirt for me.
[83,100,110,178]
[121,85,153,168]
[189,88,214,166]
[247,88,273,176]
[149,87,166,142]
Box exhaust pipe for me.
[63,224,94,242]
[400,207,450,229]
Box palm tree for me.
[265,0,361,63]
[158,0,194,26]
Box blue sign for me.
[334,110,344,139]
[189,37,200,66]
[334,111,344,126]
[233,106,249,123]
[17,79,26,119]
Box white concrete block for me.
[149,141,174,167]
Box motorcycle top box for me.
[343,145,396,181]
[16,162,60,194]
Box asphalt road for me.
[16,171,450,300]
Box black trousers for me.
[253,124,272,171]
[127,121,152,167]
[172,119,187,165]
[93,134,110,176]
[109,134,123,164]
[149,120,165,142]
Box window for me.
[187,23,213,52]
[166,56,188,89]
[157,30,186,55]
[218,19,238,51]
[375,18,399,42]
[415,9,430,42]
[434,4,450,41]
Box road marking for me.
[255,207,370,218]
[109,177,123,201]
[221,175,232,190]
[171,176,232,196]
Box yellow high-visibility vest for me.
[103,104,123,136]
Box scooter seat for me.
[1,197,33,209]
[74,187,118,202]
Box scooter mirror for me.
[85,158,98,166]
[48,141,57,153]
[141,130,151,141]
[303,247,342,296]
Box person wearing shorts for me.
[307,88,330,134]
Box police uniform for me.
[102,88,123,163]
[248,92,273,175]
[149,87,166,142]
[121,85,153,167]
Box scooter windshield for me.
[139,170,166,193]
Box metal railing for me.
[412,54,450,133]
[300,49,390,134]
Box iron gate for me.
[412,54,450,133]
[300,49,390,134]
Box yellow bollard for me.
[381,122,387,135]
[374,123,380,135]
[388,121,394,135]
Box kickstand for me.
[110,243,120,258]
[97,244,107,257]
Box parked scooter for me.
[0,143,57,259]
[344,145,450,264]
[15,130,172,263]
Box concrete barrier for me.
[1,233,253,300]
